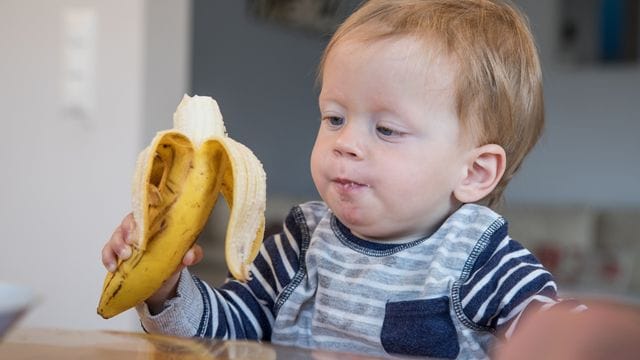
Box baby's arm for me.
[100,213,203,314]
[456,236,562,339]
[135,206,307,340]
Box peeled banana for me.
[98,95,266,319]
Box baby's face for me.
[311,34,475,240]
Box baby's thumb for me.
[121,213,137,245]
[182,244,203,267]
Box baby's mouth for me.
[333,178,370,190]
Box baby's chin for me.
[330,202,367,224]
[324,195,416,240]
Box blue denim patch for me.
[381,296,460,358]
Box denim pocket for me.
[380,296,459,358]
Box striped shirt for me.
[138,202,559,359]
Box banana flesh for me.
[98,95,266,319]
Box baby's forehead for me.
[334,30,458,73]
[325,36,458,102]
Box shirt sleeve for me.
[458,235,559,338]
[136,267,204,337]
[136,205,307,340]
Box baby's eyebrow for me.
[318,97,346,110]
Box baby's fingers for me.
[102,225,133,272]
[120,213,137,245]
[101,242,119,273]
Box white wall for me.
[0,0,190,331]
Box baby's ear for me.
[454,144,506,203]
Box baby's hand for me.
[101,213,204,313]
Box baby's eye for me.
[325,116,344,127]
[376,126,396,137]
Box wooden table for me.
[0,327,383,359]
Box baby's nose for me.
[333,127,364,159]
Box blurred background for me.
[0,0,638,332]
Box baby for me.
[103,0,560,358]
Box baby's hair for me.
[318,0,544,207]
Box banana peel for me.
[98,95,266,319]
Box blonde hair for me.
[318,0,544,207]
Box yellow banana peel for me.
[98,95,266,319]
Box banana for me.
[98,95,266,319]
